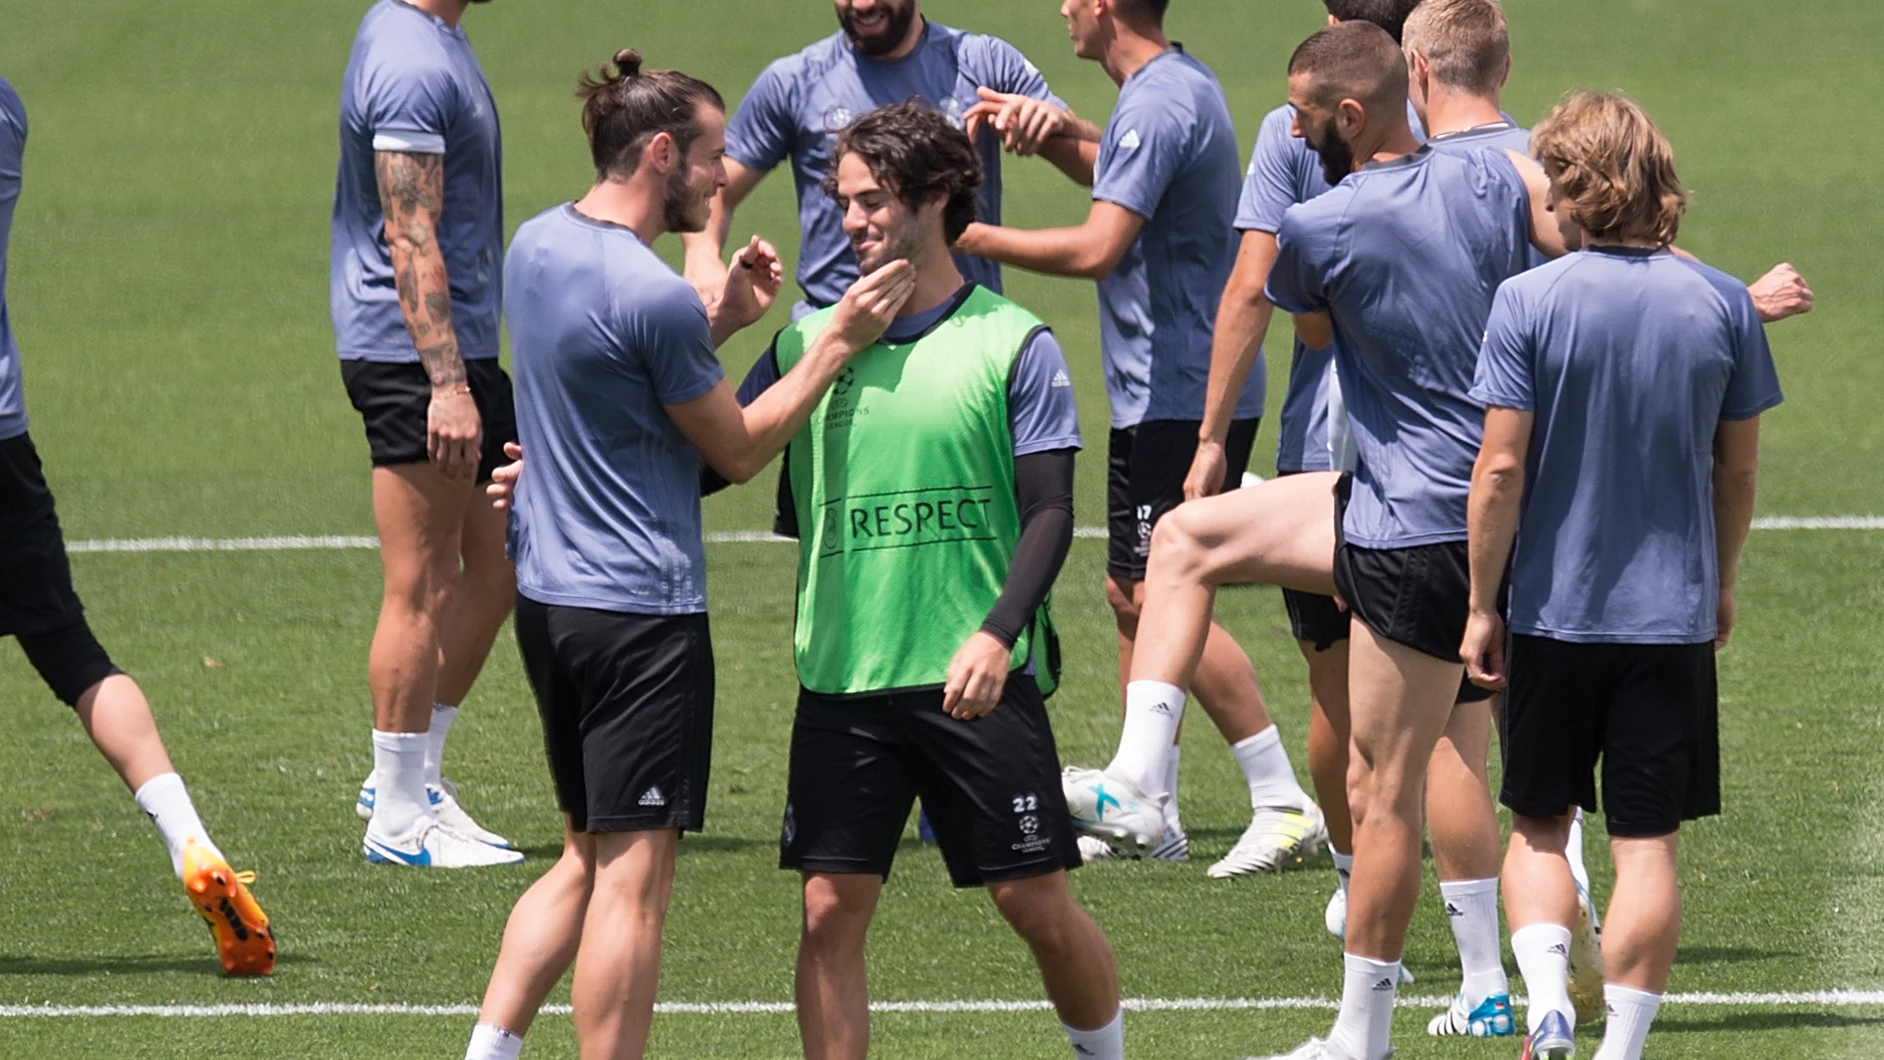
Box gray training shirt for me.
[331,0,503,363]
[1472,247,1782,644]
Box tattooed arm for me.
[376,149,480,480]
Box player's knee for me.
[988,878,1074,949]
[800,878,874,948]
[17,620,123,708]
[1146,507,1212,578]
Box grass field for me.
[2,0,1882,1057]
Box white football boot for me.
[358,773,512,849]
[1568,880,1606,1024]
[1061,766,1165,858]
[1208,800,1329,878]
[362,818,524,868]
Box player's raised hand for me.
[1183,439,1229,502]
[964,87,1066,156]
[829,259,916,351]
[1460,608,1508,690]
[1748,262,1813,323]
[942,630,1011,720]
[716,235,784,334]
[484,441,524,510]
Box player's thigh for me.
[1154,472,1340,594]
[1346,621,1460,797]
[780,691,919,880]
[372,463,477,589]
[905,676,1083,889]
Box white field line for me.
[56,516,1884,555]
[6,990,1884,1019]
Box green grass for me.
[1,0,1881,1056]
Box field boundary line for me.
[59,516,1884,555]
[7,990,1884,1019]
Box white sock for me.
[133,773,221,880]
[1510,923,1575,1033]
[426,703,458,789]
[1566,809,1591,898]
[371,730,432,840]
[1593,985,1661,1060]
[465,1022,524,1060]
[1108,681,1185,795]
[1328,953,1399,1060]
[1161,746,1184,833]
[1439,878,1508,1004]
[1231,725,1310,811]
[1333,850,1354,895]
[1062,1008,1123,1060]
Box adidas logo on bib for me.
[639,787,666,807]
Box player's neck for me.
[1421,91,1507,139]
[1584,234,1666,251]
[1362,119,1425,168]
[1100,25,1169,87]
[573,180,670,247]
[404,0,469,28]
[899,251,965,317]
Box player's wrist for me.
[431,382,471,398]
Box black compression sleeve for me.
[980,449,1076,648]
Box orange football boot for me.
[182,839,276,976]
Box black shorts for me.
[340,358,518,482]
[1277,470,1351,651]
[0,433,121,706]
[1330,474,1492,703]
[514,596,714,834]
[780,675,1082,888]
[1500,634,1720,838]
[1106,418,1260,581]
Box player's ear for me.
[1499,54,1512,91]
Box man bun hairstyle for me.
[1289,21,1410,113]
[1322,0,1425,43]
[576,49,725,181]
[1402,0,1510,97]
[821,101,983,243]
[1530,90,1688,246]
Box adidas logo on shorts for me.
[639,786,666,807]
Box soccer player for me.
[755,102,1124,1060]
[1188,0,1419,896]
[681,0,1093,319]
[0,75,273,977]
[461,53,914,1060]
[1460,90,1782,1060]
[957,0,1323,868]
[332,0,520,866]
[1118,24,1808,1060]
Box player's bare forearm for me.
[1203,233,1281,446]
[956,204,1140,281]
[685,161,766,308]
[1038,136,1096,187]
[1712,417,1762,592]
[1467,409,1533,613]
[376,150,464,388]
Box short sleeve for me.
[1235,108,1307,233]
[724,61,797,173]
[1264,203,1335,316]
[735,344,784,407]
[366,59,453,154]
[1719,288,1783,421]
[1091,90,1192,220]
[973,36,1064,108]
[1469,282,1537,411]
[1007,330,1082,456]
[627,282,724,407]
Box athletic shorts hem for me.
[780,856,895,880]
[582,810,705,835]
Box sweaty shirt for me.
[1267,146,1534,549]
[1472,247,1782,644]
[726,20,1060,308]
[332,0,503,363]
[1235,101,1429,471]
[1090,45,1260,430]
[0,77,28,440]
[504,205,725,616]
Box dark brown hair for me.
[820,102,983,242]
[1288,21,1409,112]
[1531,90,1688,246]
[576,49,724,180]
[1323,0,1424,43]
